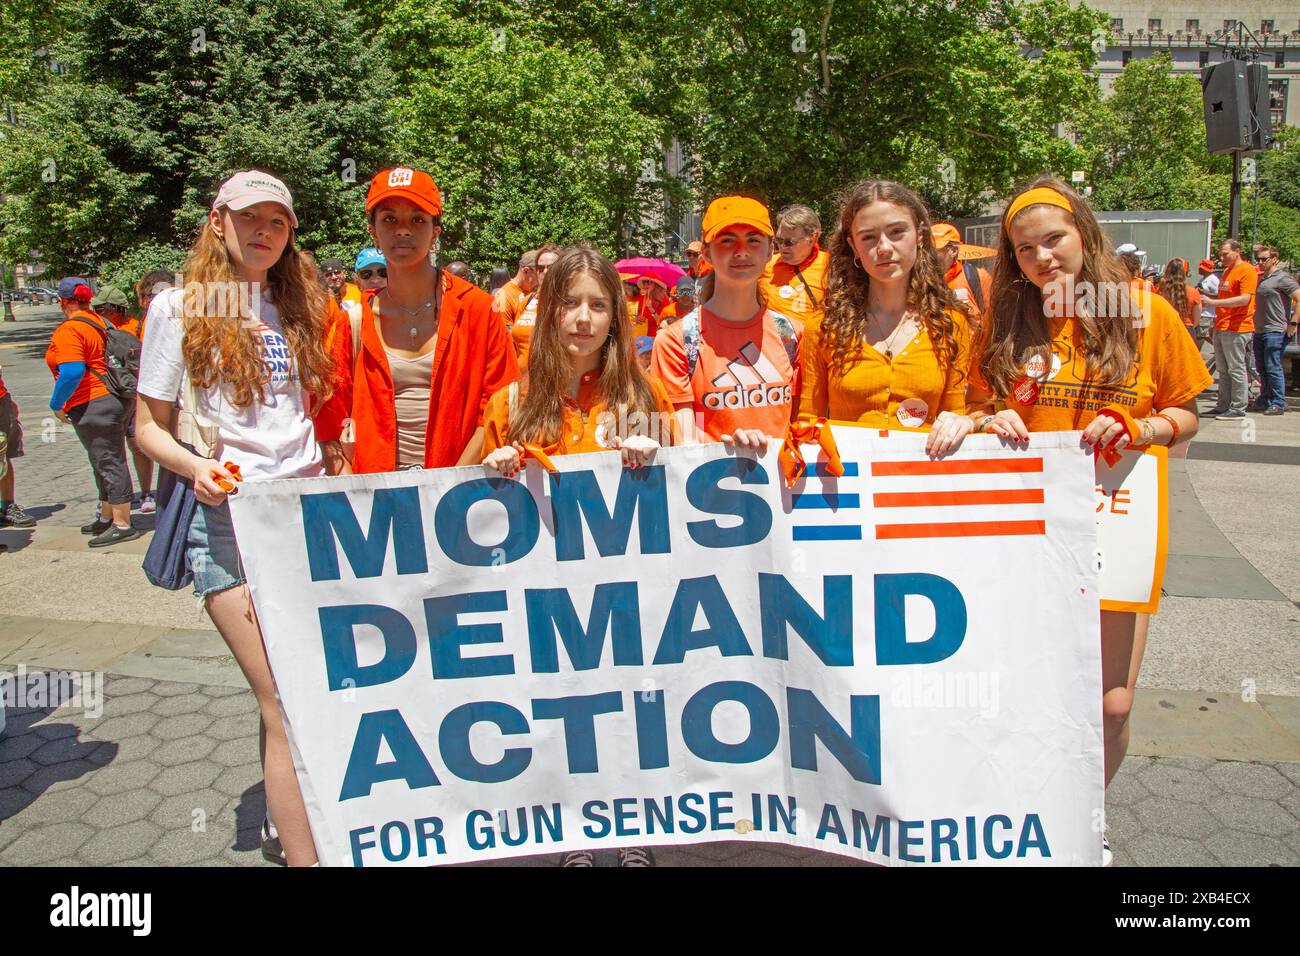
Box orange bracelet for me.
[1151,412,1181,446]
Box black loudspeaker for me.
[1246,63,1273,150]
[1202,60,1251,154]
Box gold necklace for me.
[379,291,436,340]
[871,309,915,360]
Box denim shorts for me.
[187,500,246,599]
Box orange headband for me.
[1003,186,1073,229]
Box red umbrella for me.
[615,257,686,288]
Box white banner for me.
[230,429,1105,867]
[1096,447,1168,613]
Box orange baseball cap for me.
[366,167,443,217]
[686,240,703,254]
[932,222,960,249]
[702,196,773,242]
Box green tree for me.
[0,0,394,276]
[98,241,187,311]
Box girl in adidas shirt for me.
[135,170,334,866]
[650,196,802,452]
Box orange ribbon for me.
[520,443,558,474]
[1094,405,1146,467]
[779,418,844,488]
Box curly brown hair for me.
[822,179,961,376]
[979,175,1138,397]
[180,200,334,409]
[1158,258,1193,325]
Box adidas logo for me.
[702,340,792,411]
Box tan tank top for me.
[387,346,435,468]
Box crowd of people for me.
[0,160,1295,868]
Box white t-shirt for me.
[1198,273,1219,319]
[137,287,322,480]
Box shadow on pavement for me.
[232,782,267,853]
[0,702,119,822]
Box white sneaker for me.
[139,494,156,515]
[1102,835,1113,867]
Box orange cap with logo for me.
[702,196,773,242]
[367,167,443,217]
[932,222,961,249]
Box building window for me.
[1261,20,1274,34]
[1200,51,1210,67]
[1270,80,1288,133]
[1186,19,1199,34]
[1111,18,1124,32]
[1122,50,1132,66]
[1223,19,1237,33]
[1277,52,1286,68]
[1148,19,1161,33]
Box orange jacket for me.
[315,272,519,472]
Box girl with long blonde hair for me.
[134,170,333,866]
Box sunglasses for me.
[324,269,344,277]
[357,268,387,279]
[774,236,807,248]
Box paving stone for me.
[30,720,80,740]
[1125,831,1220,866]
[1273,762,1300,787]
[149,789,228,830]
[1133,798,1221,840]
[1104,768,1150,806]
[1206,761,1294,800]
[100,693,158,717]
[83,741,118,767]
[104,677,156,696]
[0,757,37,789]
[20,759,98,795]
[0,733,42,762]
[101,733,159,763]
[149,824,239,866]
[212,763,263,800]
[150,712,214,741]
[206,714,258,742]
[1135,763,1224,804]
[209,738,257,769]
[1279,789,1300,823]
[0,785,33,821]
[202,685,247,698]
[91,711,161,741]
[30,735,104,767]
[1204,830,1300,866]
[85,759,162,796]
[151,680,201,698]
[1103,804,1142,843]
[83,789,163,829]
[150,760,222,796]
[1151,756,1218,772]
[0,822,94,865]
[152,735,218,767]
[151,693,211,717]
[204,693,257,718]
[1206,793,1300,835]
[15,786,97,825]
[78,820,165,866]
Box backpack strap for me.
[682,308,701,379]
[962,261,985,312]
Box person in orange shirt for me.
[1202,238,1258,419]
[650,196,802,453]
[800,181,973,457]
[46,277,139,547]
[933,221,992,325]
[90,284,155,514]
[630,275,670,338]
[968,178,1211,851]
[511,244,559,365]
[492,249,538,329]
[761,204,830,331]
[316,167,518,474]
[685,239,711,292]
[483,245,673,476]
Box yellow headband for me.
[1003,186,1073,229]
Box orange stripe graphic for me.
[875,519,1046,539]
[873,488,1045,508]
[871,458,1044,477]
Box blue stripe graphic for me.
[791,493,861,510]
[809,462,859,477]
[793,526,863,541]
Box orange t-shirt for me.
[1216,261,1257,333]
[761,247,829,328]
[970,292,1212,431]
[800,309,971,428]
[0,369,8,401]
[493,280,528,328]
[45,310,111,411]
[511,293,539,365]
[946,261,993,321]
[649,306,802,441]
[482,372,677,457]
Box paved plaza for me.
[2,303,1299,866]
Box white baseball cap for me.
[213,170,299,228]
[1115,242,1146,256]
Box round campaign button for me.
[1024,353,1049,380]
[1012,376,1040,405]
[896,397,930,427]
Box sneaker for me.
[1247,401,1266,412]
[81,518,112,535]
[0,502,37,528]
[1102,836,1113,867]
[138,494,156,515]
[261,816,286,866]
[617,846,657,867]
[1215,410,1246,420]
[1264,406,1285,416]
[88,524,141,548]
[559,850,595,867]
